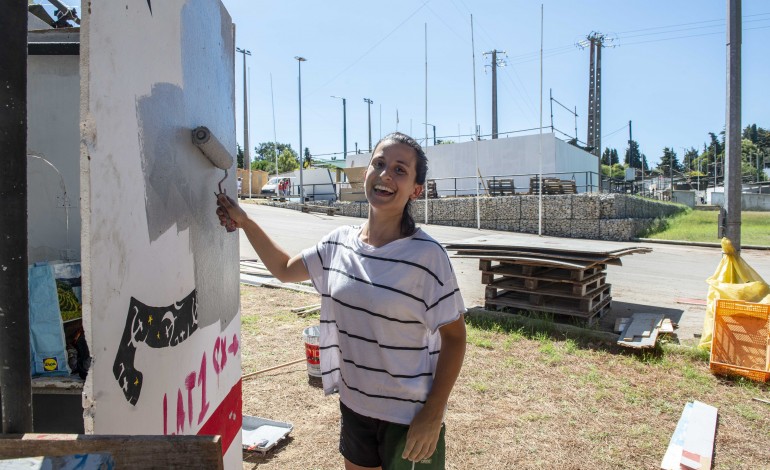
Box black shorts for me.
[338,401,445,469]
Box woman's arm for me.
[402,315,466,462]
[216,194,309,283]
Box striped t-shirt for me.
[302,225,466,425]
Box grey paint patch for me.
[135,0,237,329]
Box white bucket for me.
[302,325,321,377]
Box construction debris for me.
[444,235,651,326]
[240,260,317,294]
[661,401,718,470]
[617,313,668,348]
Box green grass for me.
[643,210,770,246]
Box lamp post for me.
[422,122,436,146]
[236,47,251,197]
[295,56,306,202]
[331,96,347,161]
[363,98,373,152]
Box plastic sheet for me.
[699,238,770,349]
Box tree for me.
[682,147,699,175]
[236,143,244,169]
[656,147,682,176]
[251,142,298,174]
[610,149,619,165]
[303,147,312,169]
[601,148,612,166]
[276,149,299,173]
[624,140,644,169]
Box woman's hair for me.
[371,132,428,237]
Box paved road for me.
[237,203,770,343]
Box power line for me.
[310,1,432,94]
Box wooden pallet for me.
[488,178,515,196]
[486,283,611,311]
[487,272,607,297]
[529,177,577,195]
[480,261,608,284]
[426,179,438,198]
[484,291,612,325]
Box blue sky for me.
[60,1,770,166]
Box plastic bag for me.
[29,262,71,376]
[699,238,770,349]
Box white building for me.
[345,133,600,197]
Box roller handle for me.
[214,190,237,233]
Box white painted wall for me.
[81,1,241,467]
[27,52,81,263]
[345,133,599,196]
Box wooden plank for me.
[617,313,665,348]
[621,313,664,341]
[453,248,614,263]
[444,234,652,257]
[454,254,595,270]
[0,434,224,469]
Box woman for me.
[217,132,466,469]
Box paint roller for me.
[191,126,237,232]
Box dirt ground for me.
[239,284,770,470]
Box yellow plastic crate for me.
[710,299,770,382]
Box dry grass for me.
[240,284,770,469]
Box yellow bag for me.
[699,238,770,349]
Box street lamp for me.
[331,96,347,161]
[295,56,306,202]
[422,122,436,146]
[363,98,373,152]
[236,47,251,197]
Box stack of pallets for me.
[529,177,577,195]
[444,235,651,325]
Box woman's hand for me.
[402,404,443,463]
[216,193,248,229]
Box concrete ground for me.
[237,203,770,344]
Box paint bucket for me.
[302,325,321,377]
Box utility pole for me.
[236,47,251,196]
[331,96,347,160]
[1,0,32,433]
[483,50,505,139]
[580,32,609,159]
[363,98,373,152]
[628,120,635,194]
[295,56,307,202]
[724,0,741,249]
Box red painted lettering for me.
[176,388,185,433]
[197,353,210,424]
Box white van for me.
[260,177,294,198]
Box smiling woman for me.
[217,132,467,469]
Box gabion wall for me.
[265,193,686,241]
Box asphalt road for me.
[236,203,770,343]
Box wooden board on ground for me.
[0,434,223,469]
[617,313,665,348]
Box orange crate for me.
[710,299,770,382]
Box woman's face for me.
[364,140,423,213]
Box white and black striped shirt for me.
[302,225,466,425]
